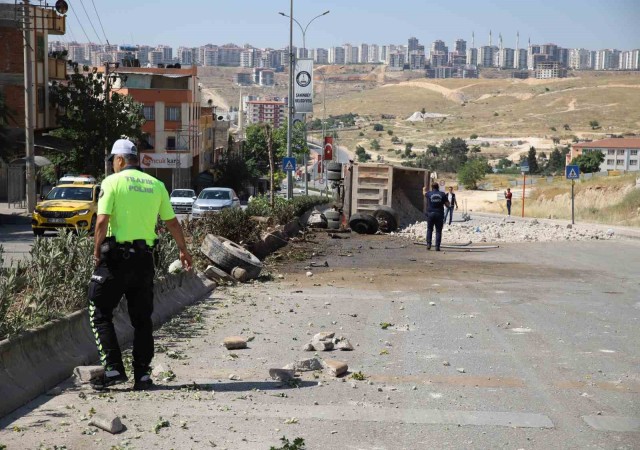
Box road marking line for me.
[582,415,640,432]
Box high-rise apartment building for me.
[569,48,593,70]
[149,50,164,67]
[498,48,515,69]
[329,46,345,64]
[368,44,379,63]
[479,46,495,67]
[315,48,329,64]
[594,49,621,70]
[466,47,478,66]
[455,39,467,54]
[156,45,173,63]
[621,50,640,70]
[359,43,369,63]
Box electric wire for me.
[90,0,110,46]
[78,0,102,45]
[68,1,93,43]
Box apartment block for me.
[535,62,566,79]
[479,46,496,67]
[569,48,593,70]
[570,139,640,172]
[246,99,286,128]
[110,66,202,189]
[368,44,380,63]
[621,50,640,70]
[466,47,478,66]
[314,48,328,64]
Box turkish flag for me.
[323,136,333,161]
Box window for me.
[616,159,624,165]
[166,136,176,150]
[630,160,637,166]
[617,149,625,155]
[607,159,614,165]
[608,149,615,155]
[165,106,181,121]
[143,105,155,120]
[37,87,45,110]
[631,150,638,156]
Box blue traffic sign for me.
[566,165,580,180]
[282,157,296,172]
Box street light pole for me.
[279,9,330,197]
[22,0,36,212]
[285,0,294,200]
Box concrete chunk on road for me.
[269,368,296,382]
[284,357,323,372]
[322,359,349,377]
[312,340,334,351]
[89,415,124,434]
[223,336,248,350]
[73,365,104,383]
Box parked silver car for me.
[169,189,196,214]
[191,188,240,218]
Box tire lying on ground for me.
[373,205,399,233]
[348,213,379,234]
[200,234,263,279]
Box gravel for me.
[397,216,615,243]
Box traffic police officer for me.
[423,182,450,251]
[89,139,192,390]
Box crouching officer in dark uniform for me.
[423,182,450,251]
[89,139,192,390]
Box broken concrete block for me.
[204,265,236,284]
[311,340,334,351]
[269,368,296,382]
[313,332,335,341]
[74,366,104,383]
[223,336,248,350]
[152,363,172,378]
[302,343,314,351]
[231,266,249,282]
[336,339,354,351]
[286,357,323,372]
[322,359,348,377]
[89,415,124,434]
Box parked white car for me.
[169,189,196,214]
[191,188,240,218]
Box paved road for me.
[0,223,34,267]
[0,231,638,449]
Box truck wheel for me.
[200,235,263,279]
[349,213,379,234]
[373,206,398,232]
[326,162,342,172]
[327,171,342,181]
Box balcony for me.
[48,57,66,80]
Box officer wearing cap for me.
[423,182,450,251]
[88,138,193,390]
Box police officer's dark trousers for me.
[88,246,155,379]
[426,212,444,248]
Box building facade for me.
[569,138,640,172]
[246,99,286,128]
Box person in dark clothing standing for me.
[443,186,459,225]
[504,188,513,216]
[423,182,450,251]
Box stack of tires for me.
[348,206,399,234]
[326,162,343,181]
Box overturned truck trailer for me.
[342,163,431,233]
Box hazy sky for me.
[54,0,640,50]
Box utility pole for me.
[103,62,120,175]
[286,0,294,200]
[23,0,36,212]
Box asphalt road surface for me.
[0,230,638,449]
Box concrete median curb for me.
[0,271,215,418]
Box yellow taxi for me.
[32,182,100,236]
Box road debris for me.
[89,414,124,434]
[269,368,296,382]
[223,336,248,350]
[73,366,104,383]
[322,359,349,377]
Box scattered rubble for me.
[303,332,354,352]
[322,359,349,377]
[284,357,323,372]
[399,216,616,243]
[269,368,296,382]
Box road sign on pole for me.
[283,157,296,172]
[565,165,580,180]
[520,163,530,174]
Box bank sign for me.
[140,153,192,169]
[294,58,313,114]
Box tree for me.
[458,158,490,189]
[421,107,426,114]
[387,129,393,136]
[48,64,145,177]
[373,123,383,132]
[571,151,604,173]
[589,120,600,130]
[527,146,540,174]
[355,145,371,162]
[469,133,478,140]
[546,148,565,174]
[370,139,380,150]
[404,142,414,153]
